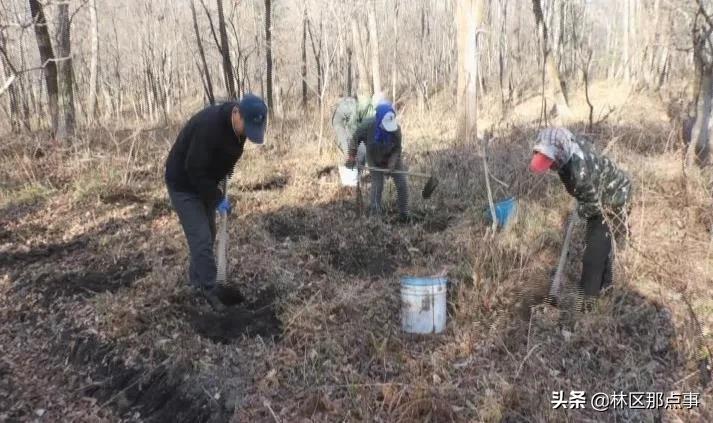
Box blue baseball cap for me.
[238,94,268,144]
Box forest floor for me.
[1,83,712,422]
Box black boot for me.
[199,286,226,312]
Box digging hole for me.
[188,287,282,344]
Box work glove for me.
[216,197,231,214]
[345,155,357,170]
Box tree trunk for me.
[391,1,399,102]
[87,0,99,122]
[367,0,381,95]
[623,0,631,82]
[689,62,712,167]
[301,6,308,107]
[498,0,509,112]
[56,2,75,139]
[0,31,21,132]
[531,0,570,119]
[191,0,215,105]
[264,0,273,115]
[351,18,370,95]
[29,0,59,135]
[347,47,353,97]
[217,0,236,98]
[455,0,484,141]
[307,16,323,104]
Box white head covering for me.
[533,127,584,166]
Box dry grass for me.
[0,84,711,422]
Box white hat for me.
[380,111,398,132]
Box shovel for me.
[216,177,229,284]
[362,166,439,199]
[548,209,578,304]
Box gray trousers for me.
[167,187,217,289]
[369,159,409,217]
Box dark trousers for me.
[580,210,628,296]
[167,186,217,289]
[580,216,613,296]
[368,158,409,217]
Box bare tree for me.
[307,13,323,103]
[351,17,369,95]
[301,4,307,107]
[191,0,215,105]
[56,2,76,138]
[264,0,273,115]
[217,0,236,98]
[87,0,98,121]
[0,30,21,132]
[29,0,59,136]
[456,0,484,140]
[531,0,571,120]
[367,0,380,95]
[688,0,713,167]
[0,0,696,136]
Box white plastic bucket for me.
[338,165,358,187]
[400,277,448,334]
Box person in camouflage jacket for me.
[529,127,632,310]
[331,95,378,168]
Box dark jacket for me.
[348,117,402,168]
[165,102,246,207]
[558,137,632,219]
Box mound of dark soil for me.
[264,210,321,241]
[66,333,225,422]
[188,287,282,344]
[322,235,399,277]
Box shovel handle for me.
[362,166,432,179]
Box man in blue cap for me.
[165,94,267,310]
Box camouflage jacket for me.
[331,96,376,152]
[557,137,632,219]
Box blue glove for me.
[217,197,231,214]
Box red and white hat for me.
[529,127,580,173]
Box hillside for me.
[1,85,711,422]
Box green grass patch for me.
[0,182,55,209]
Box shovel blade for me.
[422,176,439,199]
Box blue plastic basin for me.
[484,196,518,227]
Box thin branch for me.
[68,0,90,24]
[198,0,222,52]
[0,43,17,74]
[0,72,15,96]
